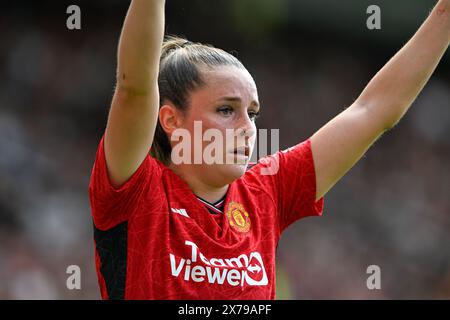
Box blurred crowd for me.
[0,0,449,299]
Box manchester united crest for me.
[226,201,251,233]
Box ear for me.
[159,103,183,135]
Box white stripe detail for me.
[171,208,190,218]
[196,198,224,214]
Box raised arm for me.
[104,0,165,188]
[310,0,449,201]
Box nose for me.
[234,117,256,152]
[236,127,255,140]
[236,112,256,139]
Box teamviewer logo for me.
[169,240,268,287]
[243,252,268,286]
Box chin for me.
[219,163,248,184]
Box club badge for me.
[226,201,251,233]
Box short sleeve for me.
[88,135,161,230]
[276,138,324,232]
[248,138,324,234]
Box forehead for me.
[196,66,259,104]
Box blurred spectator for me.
[0,0,448,299]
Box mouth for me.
[231,146,250,158]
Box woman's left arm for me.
[311,0,450,201]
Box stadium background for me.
[0,0,449,299]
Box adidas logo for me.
[171,208,189,218]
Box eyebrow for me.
[218,96,260,108]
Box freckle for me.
[122,73,126,80]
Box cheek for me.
[195,115,230,141]
[184,111,227,130]
[182,115,228,152]
[184,112,256,155]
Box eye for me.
[217,105,234,117]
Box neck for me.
[168,163,229,203]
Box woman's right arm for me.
[104,0,165,188]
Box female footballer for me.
[88,0,449,299]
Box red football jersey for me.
[88,135,324,299]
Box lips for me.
[232,146,250,157]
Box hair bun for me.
[160,35,193,60]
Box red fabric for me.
[88,135,324,299]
